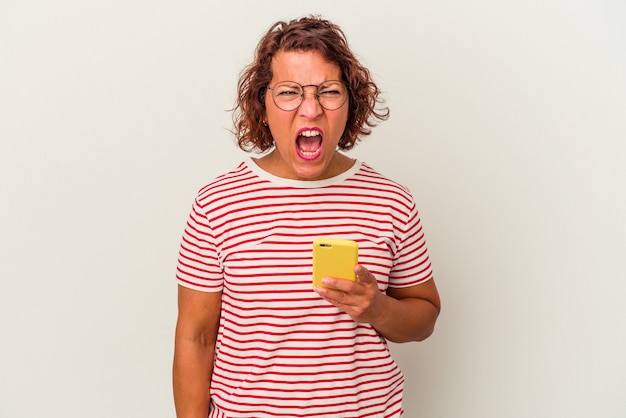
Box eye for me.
[274,83,302,98]
[318,82,345,97]
[319,89,341,97]
[277,89,300,96]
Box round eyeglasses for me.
[266,80,349,111]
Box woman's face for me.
[262,50,349,180]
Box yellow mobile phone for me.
[312,238,358,287]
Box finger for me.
[354,264,376,285]
[314,285,348,305]
[320,276,353,292]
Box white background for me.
[1,1,625,417]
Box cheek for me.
[264,95,285,124]
[332,110,349,136]
[266,112,291,146]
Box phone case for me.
[312,238,358,287]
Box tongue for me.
[297,136,322,152]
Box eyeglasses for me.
[266,80,349,111]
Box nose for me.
[298,87,323,119]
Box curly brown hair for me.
[233,16,389,152]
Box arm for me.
[314,264,440,343]
[376,275,440,342]
[173,285,222,418]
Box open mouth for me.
[296,129,323,160]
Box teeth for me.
[300,130,321,137]
[299,150,320,157]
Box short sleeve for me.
[388,201,434,288]
[175,198,224,292]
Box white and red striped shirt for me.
[176,158,433,418]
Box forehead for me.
[270,50,342,83]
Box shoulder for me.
[351,162,415,206]
[194,160,260,206]
[355,163,412,193]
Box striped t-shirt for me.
[176,158,433,418]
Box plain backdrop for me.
[1,1,625,417]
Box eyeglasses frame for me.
[266,80,349,112]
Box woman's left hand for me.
[314,264,384,324]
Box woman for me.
[173,16,441,418]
